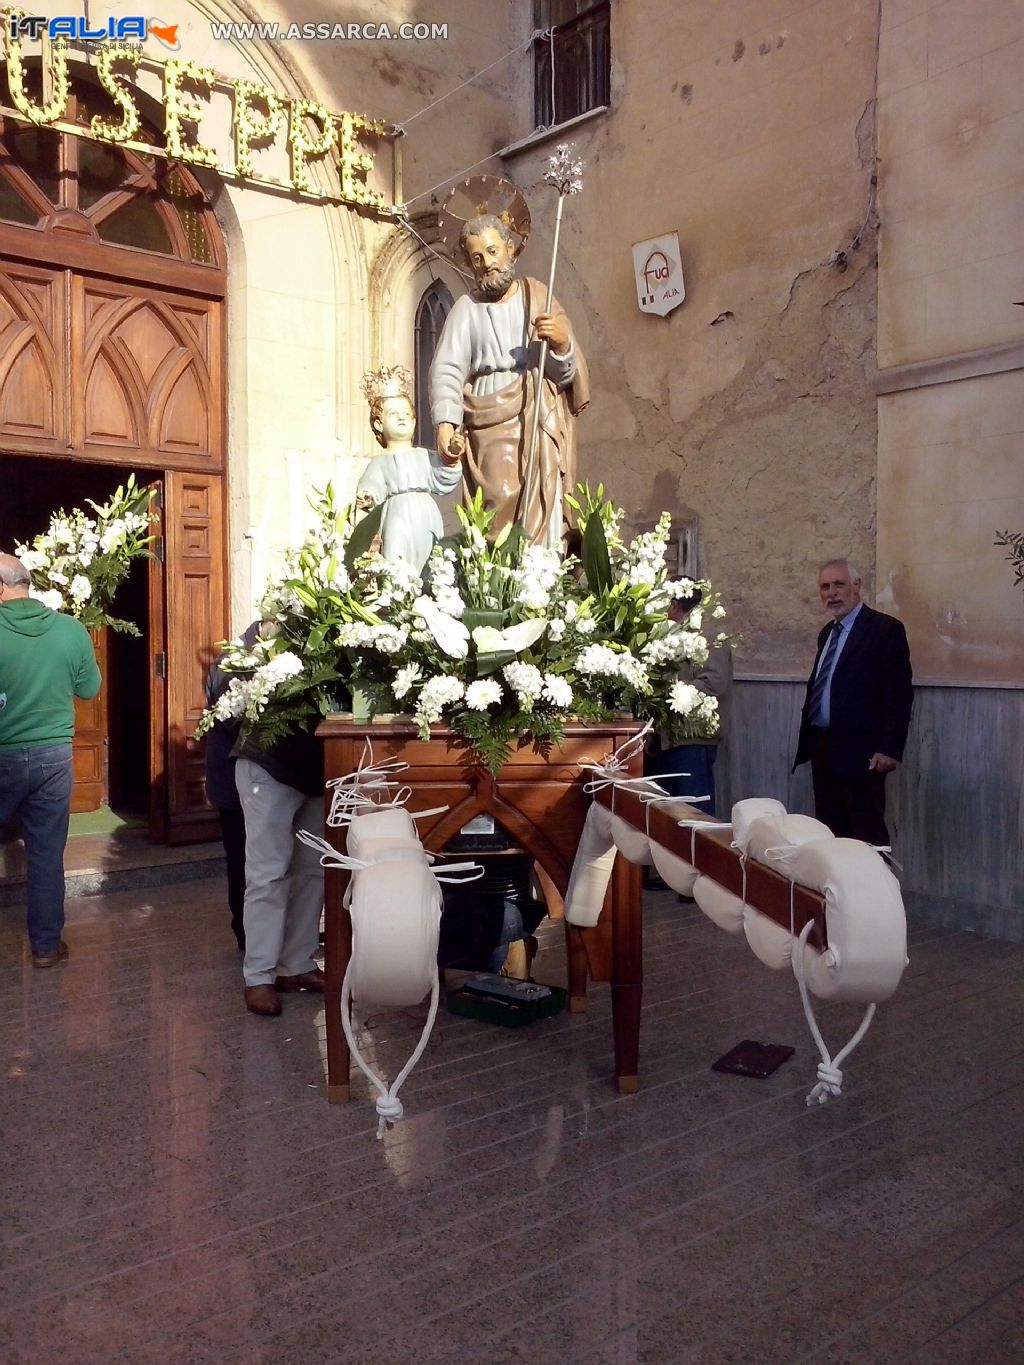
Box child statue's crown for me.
[361,364,413,407]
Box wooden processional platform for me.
[316,719,829,1104]
[316,717,646,1102]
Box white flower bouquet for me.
[198,484,730,771]
[15,475,156,635]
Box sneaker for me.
[32,940,69,969]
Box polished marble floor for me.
[1,877,1022,1364]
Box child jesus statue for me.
[355,365,464,575]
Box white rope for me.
[793,918,877,1107]
[579,721,656,796]
[325,743,450,826]
[395,215,476,283]
[341,964,441,1138]
[872,844,904,873]
[295,831,369,872]
[677,818,731,867]
[399,33,539,134]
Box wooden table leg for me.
[611,851,643,1094]
[565,922,589,1013]
[323,843,352,1103]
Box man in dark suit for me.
[793,559,913,846]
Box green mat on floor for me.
[68,806,145,837]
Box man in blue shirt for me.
[793,559,913,846]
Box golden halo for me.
[436,175,531,261]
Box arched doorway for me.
[0,76,227,842]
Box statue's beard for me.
[475,263,516,298]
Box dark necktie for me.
[808,623,840,726]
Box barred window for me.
[533,0,611,130]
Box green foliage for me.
[197,480,732,770]
[15,474,156,634]
[345,500,384,570]
[451,706,567,775]
[995,530,1024,590]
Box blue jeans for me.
[0,744,74,953]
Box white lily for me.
[414,596,470,660]
[471,618,547,655]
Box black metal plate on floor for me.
[711,1040,795,1079]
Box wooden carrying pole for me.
[593,785,829,951]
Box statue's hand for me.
[355,493,375,511]
[436,421,462,466]
[447,430,466,458]
[533,312,570,355]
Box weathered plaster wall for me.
[502,0,883,676]
[876,0,1024,684]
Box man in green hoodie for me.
[0,552,101,967]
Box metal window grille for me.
[533,0,610,130]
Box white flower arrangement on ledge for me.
[198,484,730,773]
[15,476,156,636]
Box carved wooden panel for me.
[162,471,226,842]
[74,279,222,470]
[0,262,66,450]
[71,628,107,813]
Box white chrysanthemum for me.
[641,633,688,666]
[367,624,408,654]
[415,674,465,724]
[542,674,573,708]
[392,663,422,699]
[676,630,710,666]
[32,588,64,612]
[575,644,620,677]
[335,622,374,648]
[465,679,502,711]
[502,661,544,703]
[618,653,651,693]
[669,681,701,715]
[69,575,92,603]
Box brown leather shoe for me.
[274,966,326,994]
[32,941,69,969]
[244,984,282,1016]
